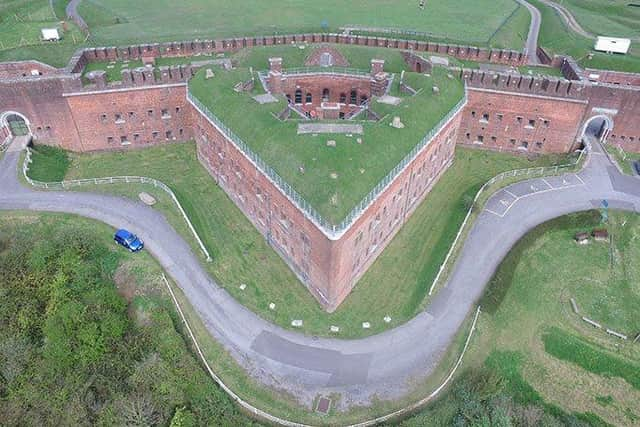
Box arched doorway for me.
[1,111,31,138]
[580,115,613,145]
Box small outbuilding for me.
[594,37,631,55]
[41,28,60,42]
[592,229,609,242]
[574,232,590,245]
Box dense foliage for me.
[0,222,255,426]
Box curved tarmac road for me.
[1,139,639,410]
[515,0,541,64]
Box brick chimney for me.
[371,59,385,76]
[268,57,283,94]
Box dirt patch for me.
[114,263,138,303]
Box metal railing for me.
[281,66,372,77]
[22,147,212,262]
[188,89,468,239]
[427,146,587,296]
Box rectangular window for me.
[161,109,170,119]
[543,119,549,127]
[481,113,489,123]
[128,111,135,119]
[152,131,159,139]
[527,119,536,128]
[497,113,503,122]
[120,136,130,145]
[147,109,154,117]
[165,130,173,139]
[175,106,181,113]
[516,116,523,124]
[115,113,124,123]
[133,133,140,141]
[100,113,107,123]
[107,136,114,144]
[477,135,484,143]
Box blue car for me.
[114,229,144,252]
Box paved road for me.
[65,0,88,32]
[515,0,541,64]
[1,137,639,410]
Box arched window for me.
[322,88,330,102]
[339,93,347,103]
[295,89,302,104]
[306,93,312,103]
[350,90,357,105]
[360,95,368,105]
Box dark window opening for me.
[305,93,312,103]
[339,93,347,103]
[295,89,302,104]
[322,88,330,102]
[350,90,357,105]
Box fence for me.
[22,147,212,262]
[427,147,587,296]
[278,67,372,78]
[188,87,467,239]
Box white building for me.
[594,37,631,55]
[41,28,60,42]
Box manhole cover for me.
[315,396,331,414]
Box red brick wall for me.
[0,61,59,79]
[191,99,460,310]
[584,69,640,87]
[64,85,193,151]
[0,77,84,150]
[328,114,460,306]
[587,85,640,152]
[278,74,373,106]
[457,88,588,153]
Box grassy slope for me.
[78,0,522,47]
[528,0,640,73]
[459,211,640,426]
[190,64,464,223]
[0,0,85,68]
[30,142,560,337]
[560,0,640,39]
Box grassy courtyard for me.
[27,142,564,338]
[190,64,465,223]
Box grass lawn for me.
[190,64,465,223]
[605,144,640,176]
[0,0,86,68]
[27,144,70,181]
[529,0,640,73]
[77,0,525,49]
[28,141,562,337]
[450,211,640,426]
[560,0,640,39]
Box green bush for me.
[0,219,257,426]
